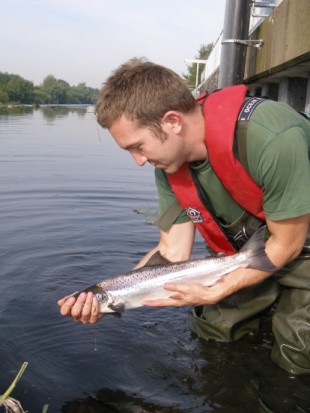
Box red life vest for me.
[167,85,265,255]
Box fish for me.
[72,225,278,313]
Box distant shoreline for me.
[0,103,95,109]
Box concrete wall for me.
[244,0,310,112]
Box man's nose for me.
[130,150,147,166]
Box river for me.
[0,106,309,413]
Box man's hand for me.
[143,215,310,309]
[142,280,227,308]
[57,292,103,324]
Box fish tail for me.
[240,225,278,272]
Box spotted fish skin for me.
[72,226,277,313]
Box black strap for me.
[189,167,239,251]
[238,97,265,121]
[237,97,266,172]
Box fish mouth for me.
[95,289,125,314]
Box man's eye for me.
[132,145,142,152]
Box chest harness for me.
[167,85,266,255]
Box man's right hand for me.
[57,291,103,324]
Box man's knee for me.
[189,279,281,342]
[190,305,260,342]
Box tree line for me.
[0,44,212,106]
[0,72,99,105]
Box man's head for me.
[96,57,197,139]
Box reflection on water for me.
[40,105,93,121]
[0,105,91,120]
[0,107,309,413]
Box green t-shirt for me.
[155,100,310,228]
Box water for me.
[0,107,309,413]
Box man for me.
[58,58,310,375]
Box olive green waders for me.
[190,258,310,375]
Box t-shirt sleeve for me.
[250,127,310,220]
[155,168,189,228]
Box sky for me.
[0,0,226,89]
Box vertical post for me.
[184,59,208,92]
[196,63,200,89]
[218,0,252,88]
[305,76,310,113]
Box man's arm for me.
[134,220,195,268]
[57,220,196,323]
[143,214,309,307]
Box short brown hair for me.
[96,57,197,137]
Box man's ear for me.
[161,111,183,134]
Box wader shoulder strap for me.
[236,122,250,172]
[236,97,266,173]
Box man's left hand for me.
[142,281,226,307]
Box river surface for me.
[0,107,309,413]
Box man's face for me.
[109,115,187,173]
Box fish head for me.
[73,284,125,314]
[90,287,113,313]
[92,286,125,314]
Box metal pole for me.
[184,59,208,89]
[218,0,252,88]
[195,63,199,88]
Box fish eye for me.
[95,291,108,303]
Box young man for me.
[58,58,310,375]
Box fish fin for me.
[71,283,103,299]
[108,301,125,314]
[240,225,279,272]
[143,251,171,267]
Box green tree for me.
[69,82,89,103]
[41,75,70,104]
[0,71,99,105]
[0,72,12,86]
[33,86,50,104]
[0,89,8,104]
[1,74,34,103]
[67,82,99,104]
[183,43,213,89]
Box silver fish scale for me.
[74,225,275,312]
[97,253,247,293]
